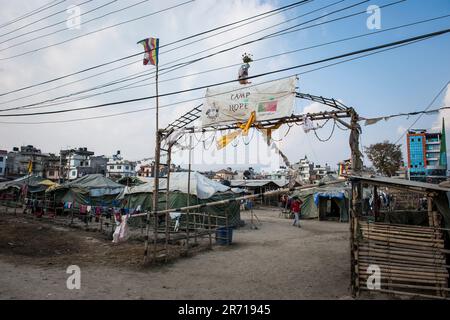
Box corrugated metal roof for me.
[349,175,450,192]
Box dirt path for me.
[0,208,351,300]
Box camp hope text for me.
[229,91,251,112]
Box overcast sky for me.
[0,0,449,172]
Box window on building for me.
[411,138,414,142]
[125,166,129,170]
[418,138,421,142]
[117,166,122,170]
[0,156,3,162]
[110,165,114,170]
[71,171,76,176]
[0,168,2,173]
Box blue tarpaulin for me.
[314,191,345,206]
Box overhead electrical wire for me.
[0,0,65,30]
[0,0,195,60]
[0,0,96,40]
[4,12,448,114]
[0,0,395,109]
[0,0,316,107]
[0,0,154,50]
[0,31,437,125]
[0,27,448,120]
[0,0,313,97]
[393,80,450,144]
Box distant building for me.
[61,147,95,180]
[311,164,331,183]
[138,164,152,177]
[90,155,108,175]
[214,168,236,181]
[407,119,447,183]
[0,150,7,177]
[5,145,49,178]
[106,151,136,179]
[292,156,314,184]
[45,154,62,181]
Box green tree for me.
[364,141,403,177]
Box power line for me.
[0,0,95,40]
[0,37,434,125]
[4,13,448,113]
[0,0,314,107]
[0,0,65,30]
[0,0,312,97]
[393,80,450,144]
[0,0,195,59]
[1,28,448,119]
[0,0,381,107]
[0,0,152,51]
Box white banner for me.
[201,76,297,127]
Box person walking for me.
[291,196,303,227]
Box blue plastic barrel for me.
[215,227,233,245]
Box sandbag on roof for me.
[119,172,231,199]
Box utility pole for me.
[349,108,363,174]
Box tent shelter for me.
[48,174,124,207]
[118,172,243,227]
[230,179,288,206]
[0,175,47,201]
[293,182,350,222]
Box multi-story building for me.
[0,150,7,177]
[407,120,447,183]
[214,168,237,181]
[106,151,136,179]
[61,147,95,180]
[5,145,50,178]
[45,154,62,181]
[292,156,314,184]
[311,164,331,182]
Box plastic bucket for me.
[215,227,233,245]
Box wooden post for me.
[208,210,212,249]
[349,109,363,174]
[186,134,192,252]
[350,179,362,297]
[144,60,161,264]
[165,145,172,260]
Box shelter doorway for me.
[318,198,342,221]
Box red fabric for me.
[291,200,302,213]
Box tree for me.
[364,141,403,177]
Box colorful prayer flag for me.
[137,37,159,66]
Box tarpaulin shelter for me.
[48,174,124,207]
[292,182,350,222]
[0,175,47,200]
[118,172,243,227]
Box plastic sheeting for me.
[119,172,231,200]
[52,174,124,197]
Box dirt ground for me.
[0,208,353,300]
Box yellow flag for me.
[217,111,257,150]
[27,160,33,174]
[217,130,242,150]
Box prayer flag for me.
[137,37,159,66]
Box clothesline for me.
[360,105,446,126]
